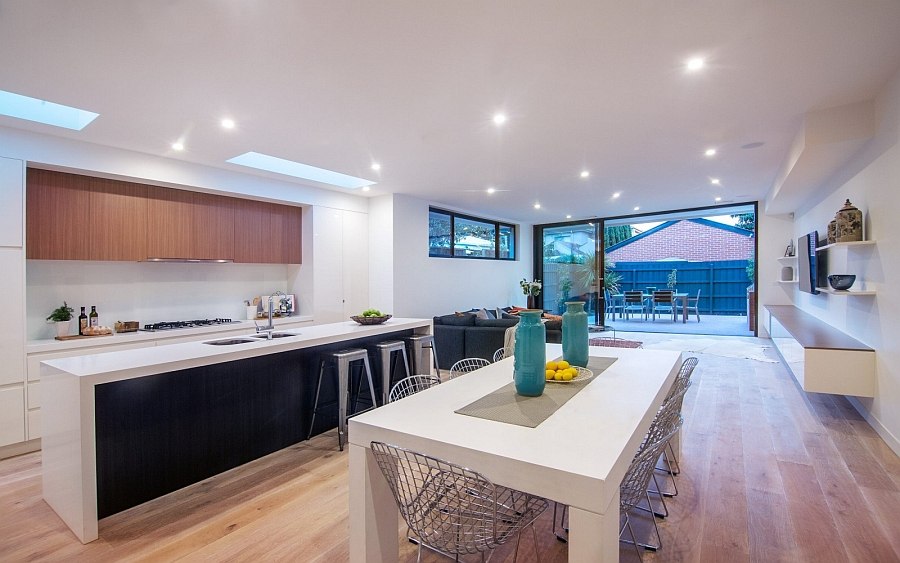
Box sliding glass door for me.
[536,221,604,326]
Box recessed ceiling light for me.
[534,202,541,209]
[705,148,716,157]
[0,89,98,130]
[171,142,184,151]
[227,151,376,189]
[486,187,496,194]
[493,113,507,126]
[710,178,721,185]
[715,196,722,202]
[580,170,590,179]
[612,192,621,199]
[566,215,572,219]
[371,162,381,171]
[221,118,235,129]
[633,206,640,211]
[362,186,371,192]
[686,57,705,71]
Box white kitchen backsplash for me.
[26,260,294,340]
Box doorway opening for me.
[537,203,757,337]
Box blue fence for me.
[610,260,752,316]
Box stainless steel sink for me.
[203,338,258,345]
[250,332,299,339]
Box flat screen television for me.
[798,231,826,294]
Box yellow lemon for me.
[545,370,556,380]
[567,367,578,378]
[545,361,558,371]
[561,371,574,381]
[554,372,563,381]
[557,360,570,370]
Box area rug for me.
[640,337,779,363]
[589,337,643,348]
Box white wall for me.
[756,210,797,336]
[368,194,395,313]
[785,66,900,454]
[26,261,292,340]
[390,194,533,317]
[0,127,367,212]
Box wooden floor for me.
[2,335,899,562]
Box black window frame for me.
[428,207,516,261]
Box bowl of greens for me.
[351,309,392,325]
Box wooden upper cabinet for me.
[233,199,302,264]
[26,169,91,260]
[146,187,193,259]
[27,169,299,264]
[191,192,234,260]
[89,178,148,261]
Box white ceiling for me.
[2,1,900,223]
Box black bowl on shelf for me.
[827,274,856,291]
[350,314,392,325]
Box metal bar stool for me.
[404,334,440,378]
[307,348,377,451]
[372,340,410,405]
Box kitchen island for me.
[40,318,432,543]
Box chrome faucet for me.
[255,290,283,339]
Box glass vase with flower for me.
[519,278,542,310]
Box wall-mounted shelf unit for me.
[815,239,876,295]
[816,240,876,252]
[816,287,877,296]
[765,305,875,397]
[776,255,798,283]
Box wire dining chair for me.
[449,357,491,379]
[370,441,549,562]
[388,374,441,403]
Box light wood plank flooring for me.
[1,335,898,562]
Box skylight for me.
[0,90,98,130]
[227,151,375,189]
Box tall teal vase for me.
[562,301,589,368]
[514,310,546,396]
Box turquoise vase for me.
[562,301,589,368]
[513,310,546,396]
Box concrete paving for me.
[590,312,754,337]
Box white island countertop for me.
[41,317,432,544]
[42,317,431,385]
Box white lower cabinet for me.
[0,386,25,447]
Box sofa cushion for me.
[435,313,476,326]
[544,319,562,332]
[475,318,519,328]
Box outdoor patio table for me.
[610,292,690,322]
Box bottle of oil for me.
[78,307,88,335]
[89,306,99,328]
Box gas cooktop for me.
[141,318,241,332]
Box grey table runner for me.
[454,356,618,428]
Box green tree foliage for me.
[603,225,633,248]
[731,213,755,233]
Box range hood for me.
[144,258,234,263]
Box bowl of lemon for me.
[545,360,592,383]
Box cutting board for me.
[55,333,114,341]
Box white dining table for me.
[348,344,683,562]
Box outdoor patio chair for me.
[623,291,646,320]
[680,289,701,322]
[650,290,676,321]
[605,288,624,320]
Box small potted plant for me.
[47,301,74,338]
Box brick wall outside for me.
[606,220,753,262]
